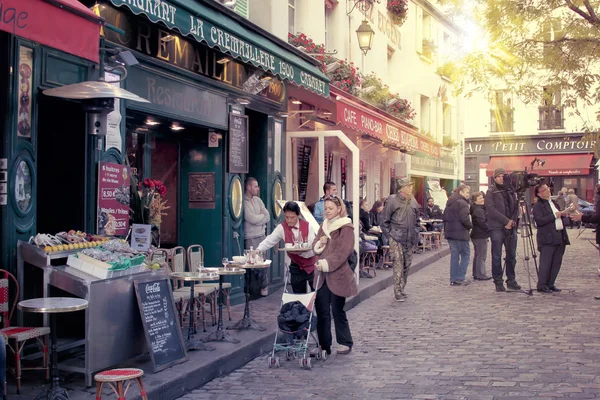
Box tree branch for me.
[582,0,600,24]
[564,0,600,26]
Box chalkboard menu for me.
[299,145,311,201]
[228,114,249,173]
[134,279,187,372]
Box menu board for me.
[97,162,130,236]
[228,114,249,173]
[134,279,187,372]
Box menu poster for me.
[134,279,187,372]
[97,162,130,236]
[228,114,249,173]
[131,224,152,251]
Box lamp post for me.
[356,19,375,56]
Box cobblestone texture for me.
[180,229,600,400]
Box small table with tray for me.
[169,271,219,351]
[227,260,271,332]
[202,267,246,343]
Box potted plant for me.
[130,177,170,247]
[436,62,457,82]
[387,0,408,26]
[422,38,436,59]
[442,136,458,148]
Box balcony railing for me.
[538,106,564,130]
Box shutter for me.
[234,0,249,18]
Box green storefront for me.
[0,0,329,304]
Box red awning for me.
[486,154,594,176]
[0,0,101,62]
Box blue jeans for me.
[448,239,471,282]
[490,228,518,283]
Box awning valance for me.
[0,0,102,62]
[486,154,595,176]
[109,0,330,97]
[334,92,440,157]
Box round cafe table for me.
[227,261,270,332]
[18,297,88,400]
[203,267,245,343]
[169,271,219,351]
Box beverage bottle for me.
[249,246,255,264]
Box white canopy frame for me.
[286,130,361,283]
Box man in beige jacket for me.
[244,177,270,296]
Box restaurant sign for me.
[465,134,597,155]
[109,0,329,97]
[411,151,455,175]
[336,101,440,157]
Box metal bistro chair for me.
[171,246,215,332]
[94,368,148,400]
[0,269,49,393]
[188,245,231,323]
[149,249,185,328]
[360,249,377,277]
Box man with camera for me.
[485,168,522,292]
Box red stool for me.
[95,368,148,400]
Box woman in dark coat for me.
[313,196,357,355]
[470,192,491,280]
[532,184,570,293]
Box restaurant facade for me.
[0,0,330,303]
[464,133,598,201]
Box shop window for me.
[489,90,514,133]
[288,0,296,35]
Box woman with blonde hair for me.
[313,196,357,355]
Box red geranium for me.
[387,0,408,26]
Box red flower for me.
[143,178,155,189]
[158,186,167,197]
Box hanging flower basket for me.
[387,0,408,26]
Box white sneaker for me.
[337,345,352,354]
[260,288,268,296]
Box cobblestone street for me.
[182,228,600,400]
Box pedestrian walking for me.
[470,191,491,280]
[443,184,473,285]
[312,196,357,355]
[380,178,420,302]
[532,184,570,293]
[244,177,271,296]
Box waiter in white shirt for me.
[257,201,317,293]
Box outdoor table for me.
[203,267,245,343]
[278,247,311,253]
[18,297,88,400]
[227,261,271,332]
[169,271,219,351]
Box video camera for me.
[506,170,544,193]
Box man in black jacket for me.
[532,184,570,293]
[443,184,473,285]
[424,197,443,231]
[485,168,522,292]
[470,192,492,280]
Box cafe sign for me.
[465,134,597,155]
[411,151,455,175]
[109,0,329,97]
[336,101,440,157]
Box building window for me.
[421,13,434,59]
[490,90,514,133]
[442,103,451,137]
[288,0,296,35]
[325,4,330,49]
[539,86,564,130]
[542,19,563,62]
[420,95,431,133]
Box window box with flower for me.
[387,0,408,26]
[130,178,170,247]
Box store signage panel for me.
[108,0,329,97]
[97,162,130,236]
[228,114,249,174]
[127,68,228,128]
[465,134,597,155]
[411,151,455,175]
[99,5,286,104]
[336,101,440,157]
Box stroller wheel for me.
[315,350,321,360]
[286,350,293,360]
[321,350,328,361]
[275,356,281,368]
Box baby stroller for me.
[268,272,326,370]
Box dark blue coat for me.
[443,193,473,241]
[532,198,570,249]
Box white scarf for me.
[548,200,564,231]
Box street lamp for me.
[356,19,375,55]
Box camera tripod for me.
[512,194,539,296]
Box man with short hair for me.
[256,201,317,293]
[381,178,420,302]
[244,177,270,296]
[443,184,473,286]
[485,168,522,292]
[423,197,443,231]
[313,181,338,225]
